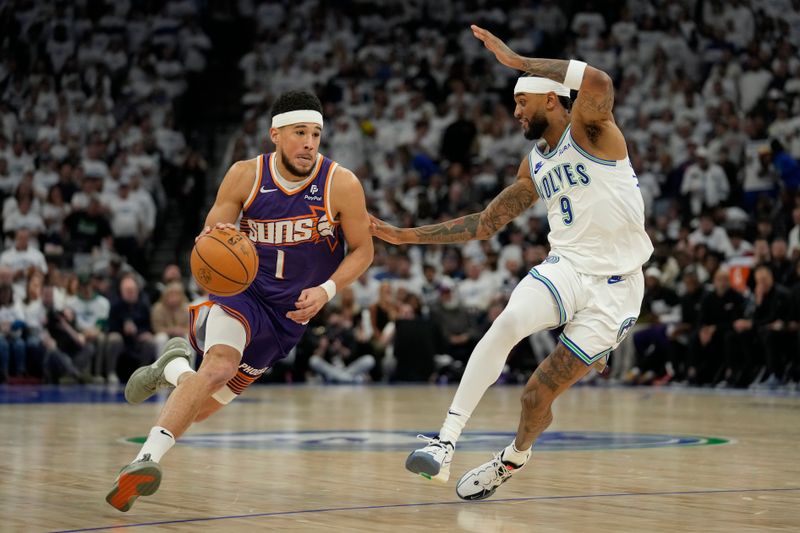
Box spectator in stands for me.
[724,266,793,388]
[431,279,479,365]
[687,267,744,385]
[150,281,189,356]
[65,274,116,384]
[107,274,156,383]
[0,229,47,280]
[42,285,92,384]
[0,282,25,382]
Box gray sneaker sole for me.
[106,461,162,512]
[405,451,442,477]
[124,337,194,404]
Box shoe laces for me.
[477,453,518,485]
[416,434,453,455]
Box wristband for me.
[320,279,337,301]
[564,60,587,91]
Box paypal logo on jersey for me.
[303,184,322,202]
[538,162,591,200]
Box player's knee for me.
[197,345,240,390]
[490,310,528,342]
[520,384,553,415]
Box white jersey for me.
[528,124,653,275]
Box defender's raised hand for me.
[470,24,523,70]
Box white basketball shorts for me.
[528,254,644,365]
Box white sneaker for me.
[455,449,529,500]
[405,435,454,483]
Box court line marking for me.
[52,487,800,532]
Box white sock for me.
[164,357,194,387]
[501,441,531,467]
[439,406,469,444]
[134,426,175,463]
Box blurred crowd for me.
[3,0,800,390]
[227,0,800,389]
[0,0,209,383]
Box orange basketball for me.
[191,227,259,296]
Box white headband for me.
[271,110,324,129]
[513,77,571,97]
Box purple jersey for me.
[238,152,344,307]
[198,152,346,383]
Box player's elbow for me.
[476,227,494,240]
[475,213,498,240]
[352,238,374,264]
[361,240,375,263]
[585,67,613,94]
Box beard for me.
[523,110,548,140]
[280,151,315,178]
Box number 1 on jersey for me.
[560,196,574,225]
[275,250,285,279]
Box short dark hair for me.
[270,90,323,117]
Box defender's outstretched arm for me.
[371,159,537,245]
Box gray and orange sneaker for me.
[105,455,162,512]
[125,337,194,404]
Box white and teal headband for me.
[513,77,571,97]
[271,110,324,129]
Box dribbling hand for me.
[196,222,238,243]
[287,286,329,324]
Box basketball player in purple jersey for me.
[106,91,374,511]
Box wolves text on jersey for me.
[538,162,592,200]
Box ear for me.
[269,127,279,145]
[545,92,559,111]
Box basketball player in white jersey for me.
[371,25,653,500]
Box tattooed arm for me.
[470,24,626,159]
[370,159,537,245]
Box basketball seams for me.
[203,233,250,282]
[192,227,259,296]
[190,251,242,296]
[193,242,246,290]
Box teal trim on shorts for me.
[529,268,567,326]
[559,332,612,365]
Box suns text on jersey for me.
[244,215,332,245]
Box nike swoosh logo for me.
[447,410,461,417]
[160,429,174,439]
[260,187,278,193]
[534,161,544,174]
[607,276,623,285]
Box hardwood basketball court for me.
[1,384,798,532]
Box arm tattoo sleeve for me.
[411,180,536,244]
[520,58,569,82]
